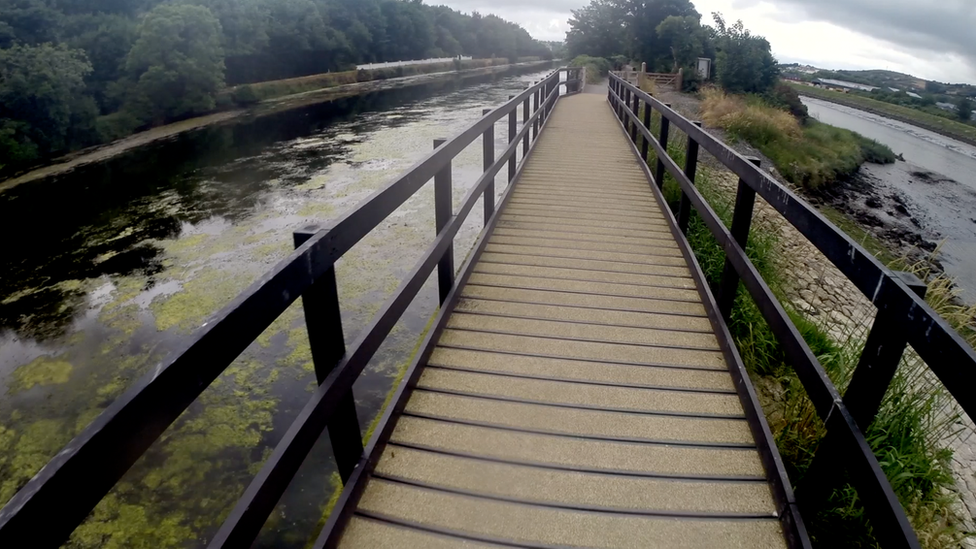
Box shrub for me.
[231,85,259,106]
[95,111,140,142]
[569,55,611,84]
[766,83,808,121]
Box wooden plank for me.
[339,91,788,548]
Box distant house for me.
[889,87,900,92]
[906,92,923,99]
[812,78,878,92]
[936,102,957,112]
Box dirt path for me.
[0,60,553,194]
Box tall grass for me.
[640,105,971,546]
[700,89,895,189]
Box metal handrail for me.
[609,71,976,548]
[0,67,584,548]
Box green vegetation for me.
[641,109,970,546]
[567,1,779,94]
[710,14,777,94]
[790,83,976,146]
[569,55,612,84]
[701,88,895,188]
[10,355,74,392]
[0,0,553,176]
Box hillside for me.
[781,64,976,97]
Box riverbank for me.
[0,59,554,194]
[789,82,976,148]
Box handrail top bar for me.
[609,73,976,417]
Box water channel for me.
[0,65,554,548]
[802,96,976,303]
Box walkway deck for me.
[337,92,788,548]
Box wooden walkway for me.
[337,92,788,548]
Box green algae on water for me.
[150,269,251,333]
[10,355,73,392]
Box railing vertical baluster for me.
[523,93,530,156]
[800,272,928,509]
[482,108,494,224]
[508,97,517,182]
[614,78,620,111]
[624,86,631,130]
[655,103,671,188]
[677,121,702,233]
[533,82,540,141]
[293,227,363,483]
[433,138,454,304]
[640,99,651,162]
[630,89,640,143]
[717,157,761,320]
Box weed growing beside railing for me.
[638,104,972,547]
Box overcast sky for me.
[435,0,976,84]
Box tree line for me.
[0,0,552,174]
[566,0,778,94]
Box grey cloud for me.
[775,0,976,77]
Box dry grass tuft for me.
[701,87,802,144]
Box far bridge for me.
[2,68,975,549]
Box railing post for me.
[655,104,671,188]
[433,138,454,304]
[533,82,540,141]
[717,157,761,320]
[482,108,494,224]
[623,86,631,129]
[846,271,928,426]
[508,97,517,182]
[799,272,927,523]
[522,92,530,156]
[293,227,362,483]
[617,81,624,121]
[677,121,702,233]
[630,89,640,143]
[640,99,652,162]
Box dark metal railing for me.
[609,71,976,549]
[0,67,584,548]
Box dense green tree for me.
[957,97,974,122]
[0,0,63,46]
[566,0,626,60]
[0,43,95,163]
[656,15,704,72]
[0,0,552,173]
[566,0,698,70]
[122,4,225,124]
[711,13,778,94]
[63,13,136,112]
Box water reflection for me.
[0,65,553,547]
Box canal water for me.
[0,65,554,548]
[803,96,976,303]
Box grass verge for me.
[700,89,895,189]
[640,105,971,547]
[789,83,976,147]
